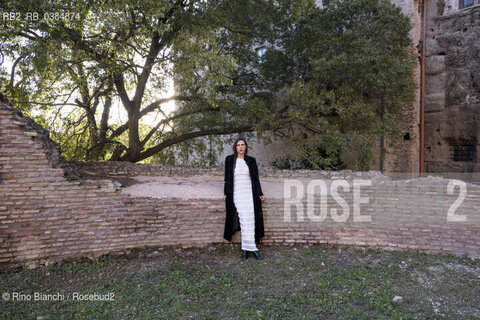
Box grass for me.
[1,244,479,319]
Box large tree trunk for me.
[126,109,143,162]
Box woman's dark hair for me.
[233,137,248,156]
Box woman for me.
[224,137,266,260]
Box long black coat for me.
[223,154,264,243]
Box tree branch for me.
[130,124,257,162]
[133,31,161,108]
[9,55,23,86]
[11,101,79,107]
[140,106,219,146]
[140,95,192,117]
[114,72,132,111]
[109,102,214,140]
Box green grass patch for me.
[1,245,479,319]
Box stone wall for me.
[424,4,480,172]
[1,103,480,268]
[377,0,421,174]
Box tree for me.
[0,0,415,169]
[0,0,312,162]
[260,0,416,170]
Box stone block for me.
[426,55,446,75]
[426,72,447,95]
[425,38,443,57]
[425,93,445,112]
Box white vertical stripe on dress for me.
[233,158,258,251]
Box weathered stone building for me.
[377,0,422,174]
[424,2,480,173]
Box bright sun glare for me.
[2,55,178,130]
[113,78,178,129]
[2,39,179,132]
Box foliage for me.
[0,0,415,168]
[0,0,310,163]
[260,0,416,170]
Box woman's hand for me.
[259,195,265,202]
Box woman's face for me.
[236,140,246,155]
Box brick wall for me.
[1,103,480,268]
[0,105,226,266]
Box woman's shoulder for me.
[225,154,235,162]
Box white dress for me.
[233,158,258,251]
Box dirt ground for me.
[121,175,292,199]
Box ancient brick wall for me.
[0,105,225,267]
[74,160,480,259]
[1,103,480,268]
[378,0,421,174]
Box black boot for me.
[241,250,248,260]
[252,251,262,260]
